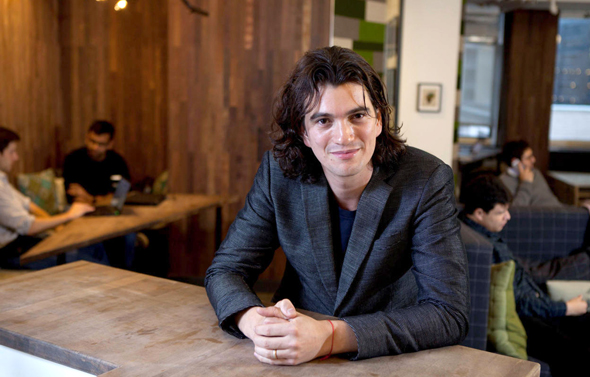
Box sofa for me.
[460,205,590,377]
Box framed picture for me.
[417,83,442,113]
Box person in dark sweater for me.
[460,174,590,376]
[63,120,135,268]
[63,120,130,205]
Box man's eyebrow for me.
[309,106,369,121]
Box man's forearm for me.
[29,202,50,218]
[27,213,74,235]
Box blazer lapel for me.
[301,175,338,306]
[334,166,394,312]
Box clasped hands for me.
[236,299,334,365]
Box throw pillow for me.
[488,260,528,360]
[17,169,59,215]
[153,170,168,195]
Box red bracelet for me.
[320,319,334,360]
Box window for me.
[550,18,590,151]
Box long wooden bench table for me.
[0,262,540,376]
[20,194,237,265]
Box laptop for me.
[125,191,166,206]
[86,178,131,216]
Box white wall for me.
[397,0,463,165]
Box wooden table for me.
[20,194,237,265]
[0,262,540,377]
[547,171,590,206]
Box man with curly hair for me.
[206,47,469,365]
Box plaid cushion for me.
[501,206,589,261]
[17,169,59,215]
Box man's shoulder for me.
[65,147,88,159]
[388,146,451,181]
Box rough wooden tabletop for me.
[20,194,236,264]
[0,262,540,377]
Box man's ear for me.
[375,109,382,137]
[471,208,486,222]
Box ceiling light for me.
[114,0,127,11]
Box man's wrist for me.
[235,306,259,338]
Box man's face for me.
[85,132,113,161]
[302,83,382,184]
[473,203,511,233]
[519,148,536,170]
[0,141,19,173]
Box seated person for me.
[205,46,469,365]
[63,120,135,269]
[0,127,106,269]
[460,174,590,377]
[63,120,130,205]
[499,140,562,207]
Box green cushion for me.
[17,169,59,215]
[488,260,528,360]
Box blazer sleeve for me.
[205,152,280,338]
[341,164,470,360]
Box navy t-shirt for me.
[330,195,356,280]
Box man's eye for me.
[352,113,366,120]
[317,118,329,125]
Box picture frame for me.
[417,83,442,113]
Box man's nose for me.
[334,120,355,143]
[506,211,511,221]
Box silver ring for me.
[273,349,278,359]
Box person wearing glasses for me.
[63,120,131,206]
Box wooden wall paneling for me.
[0,0,63,175]
[498,10,558,173]
[167,0,331,282]
[59,0,168,183]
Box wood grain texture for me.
[58,0,168,183]
[166,0,331,280]
[1,0,331,283]
[0,262,540,377]
[498,10,558,173]
[0,0,64,174]
[20,194,236,265]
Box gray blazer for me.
[205,147,469,360]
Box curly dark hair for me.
[462,174,512,215]
[270,46,406,183]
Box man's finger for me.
[253,351,296,366]
[257,306,290,319]
[275,299,297,318]
[263,317,288,325]
[251,332,288,350]
[254,322,292,338]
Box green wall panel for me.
[355,50,374,66]
[359,21,385,43]
[353,41,384,51]
[335,0,365,19]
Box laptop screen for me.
[110,178,131,210]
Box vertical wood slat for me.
[167,0,331,280]
[498,10,558,173]
[0,0,63,175]
[1,0,330,284]
[58,0,168,184]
